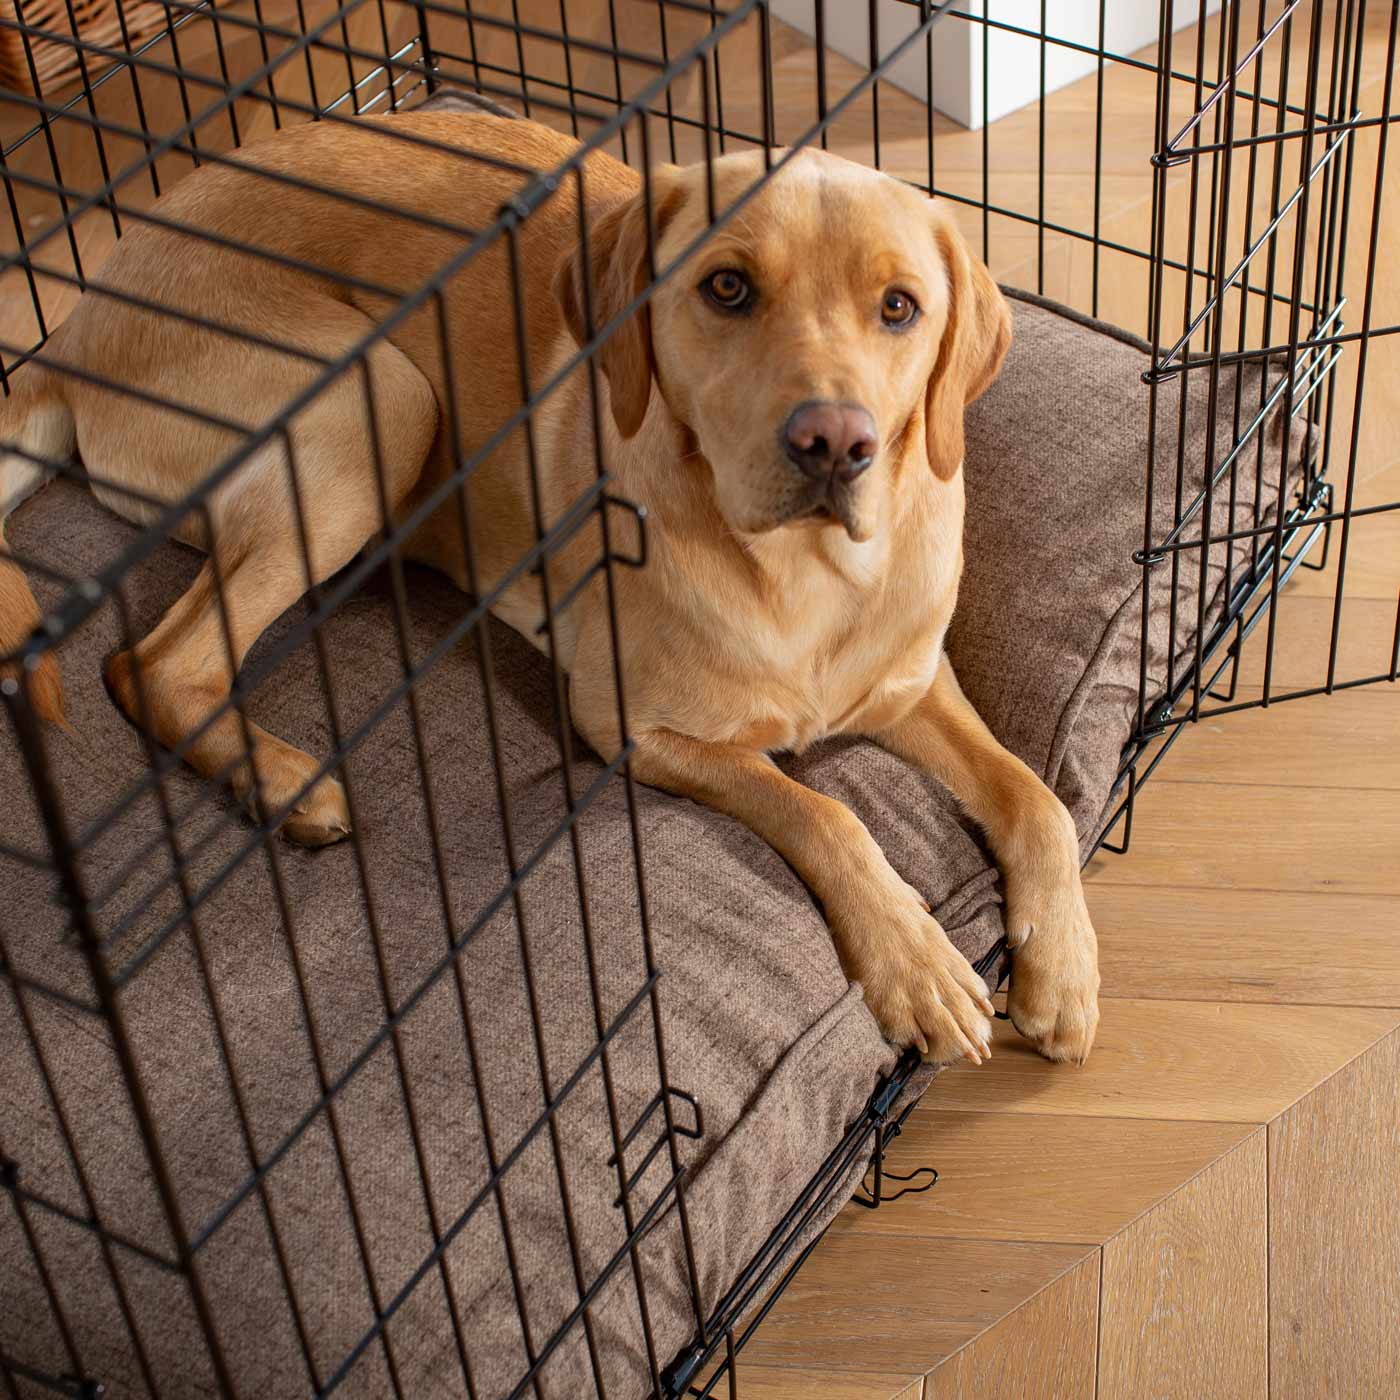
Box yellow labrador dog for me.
[0,113,1098,1065]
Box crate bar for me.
[1326,0,1399,692]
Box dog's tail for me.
[0,375,75,728]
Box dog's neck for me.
[739,504,889,595]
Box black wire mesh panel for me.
[0,4,765,1397]
[1073,0,1399,852]
[1,1,1397,1397]
[0,3,954,1397]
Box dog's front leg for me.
[628,727,997,1064]
[875,658,1100,1063]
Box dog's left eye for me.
[703,268,752,311]
[881,290,919,328]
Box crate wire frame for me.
[1,1,1397,1397]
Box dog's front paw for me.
[843,881,997,1066]
[1004,873,1100,1064]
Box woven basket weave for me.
[0,0,177,95]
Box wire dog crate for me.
[1,1,1397,1397]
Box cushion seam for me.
[931,866,1003,930]
[1000,284,1154,354]
[1043,574,1146,845]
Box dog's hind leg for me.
[104,335,438,846]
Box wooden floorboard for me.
[925,997,1399,1124]
[1098,1133,1269,1400]
[718,1366,924,1400]
[739,1234,1093,1377]
[1268,1029,1400,1400]
[827,1112,1254,1246]
[924,1252,1100,1400]
[1091,885,1400,1006]
[1130,688,1400,792]
[1082,781,1400,897]
[1225,596,1399,694]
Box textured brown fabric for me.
[0,287,1300,1398]
[407,86,520,120]
[0,479,972,1398]
[952,289,1306,852]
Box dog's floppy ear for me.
[554,170,682,439]
[924,209,1012,481]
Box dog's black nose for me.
[783,401,878,484]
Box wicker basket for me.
[0,0,179,96]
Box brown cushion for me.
[952,289,1305,852]
[1,482,964,1398]
[0,288,1300,1398]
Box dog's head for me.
[555,148,1010,542]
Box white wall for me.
[768,0,1223,130]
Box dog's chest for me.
[738,540,953,751]
[797,619,945,749]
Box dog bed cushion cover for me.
[1,292,1301,1397]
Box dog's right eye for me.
[702,268,752,312]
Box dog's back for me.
[0,112,635,719]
